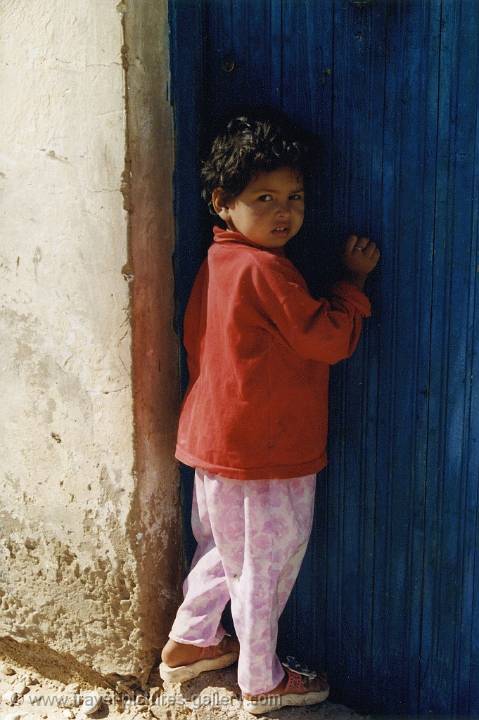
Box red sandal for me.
[242,657,329,715]
[159,634,239,683]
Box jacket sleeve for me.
[182,260,208,384]
[250,261,372,365]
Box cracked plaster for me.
[0,0,182,685]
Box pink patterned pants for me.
[168,467,317,695]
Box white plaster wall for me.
[0,1,138,673]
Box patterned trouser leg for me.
[168,467,317,696]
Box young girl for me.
[160,110,380,714]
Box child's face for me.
[212,166,305,248]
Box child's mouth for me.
[272,226,289,235]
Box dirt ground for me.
[0,657,370,720]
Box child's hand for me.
[341,235,380,290]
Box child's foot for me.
[159,635,240,683]
[242,663,329,715]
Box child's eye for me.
[257,193,304,202]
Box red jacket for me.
[175,225,371,480]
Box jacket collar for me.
[212,225,286,256]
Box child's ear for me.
[211,188,231,221]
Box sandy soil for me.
[0,658,370,720]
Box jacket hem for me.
[174,446,328,480]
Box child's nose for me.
[276,201,290,215]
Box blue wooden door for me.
[168,0,479,715]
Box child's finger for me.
[363,242,377,258]
[344,235,358,254]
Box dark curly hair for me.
[200,106,317,216]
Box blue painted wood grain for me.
[168,0,479,714]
